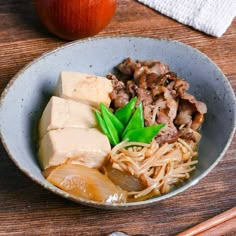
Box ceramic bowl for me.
[0,37,235,209]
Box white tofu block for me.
[39,96,97,138]
[55,71,113,108]
[38,128,111,170]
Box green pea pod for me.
[100,103,124,136]
[122,124,165,143]
[122,102,144,137]
[94,111,114,144]
[100,104,120,145]
[115,97,138,126]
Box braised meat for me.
[108,58,207,145]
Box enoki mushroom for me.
[108,138,198,199]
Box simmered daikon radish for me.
[47,164,127,203]
[105,164,145,192]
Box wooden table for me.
[0,1,235,235]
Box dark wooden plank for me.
[0,0,235,235]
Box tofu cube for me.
[38,128,111,170]
[39,96,97,138]
[55,71,113,108]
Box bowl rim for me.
[0,36,236,209]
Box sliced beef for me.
[178,128,201,143]
[140,60,169,76]
[181,93,207,114]
[134,66,146,81]
[136,88,153,106]
[176,93,207,130]
[117,58,138,76]
[127,80,138,97]
[174,78,189,96]
[146,72,176,89]
[175,101,195,127]
[143,104,155,126]
[109,58,207,146]
[108,73,130,108]
[156,111,178,145]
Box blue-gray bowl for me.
[0,37,235,209]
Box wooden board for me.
[0,1,235,235]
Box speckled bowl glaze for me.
[0,37,235,210]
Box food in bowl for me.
[38,58,207,204]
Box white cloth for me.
[137,0,236,37]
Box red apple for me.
[35,0,117,40]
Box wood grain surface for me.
[0,1,235,235]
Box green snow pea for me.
[115,97,137,126]
[122,102,144,137]
[100,103,124,136]
[94,111,113,142]
[122,124,165,143]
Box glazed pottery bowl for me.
[0,37,235,209]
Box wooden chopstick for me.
[198,217,236,236]
[177,207,236,236]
